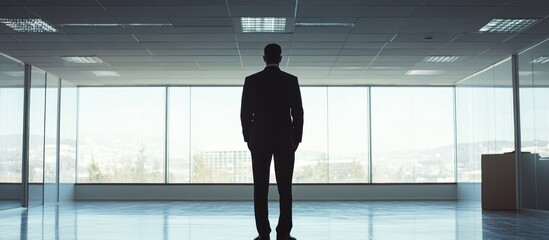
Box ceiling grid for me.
[0,0,547,85]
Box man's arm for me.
[290,77,304,144]
[240,77,253,142]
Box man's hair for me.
[264,43,282,63]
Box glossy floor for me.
[0,201,548,240]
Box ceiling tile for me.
[29,6,111,18]
[359,6,417,17]
[0,7,38,18]
[292,33,349,41]
[230,6,295,17]
[298,0,364,5]
[169,18,232,27]
[106,6,167,17]
[400,18,481,33]
[412,6,496,18]
[493,6,549,18]
[68,34,137,42]
[9,33,74,42]
[163,6,230,17]
[298,6,362,18]
[353,18,408,33]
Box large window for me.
[59,81,77,183]
[76,86,456,184]
[371,87,455,183]
[189,87,248,183]
[294,87,328,183]
[77,87,165,183]
[0,78,24,183]
[168,87,191,183]
[327,87,369,183]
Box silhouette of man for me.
[241,43,303,240]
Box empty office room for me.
[1,0,549,239]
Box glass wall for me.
[455,58,514,200]
[519,39,549,210]
[371,87,455,183]
[28,68,46,206]
[189,87,246,183]
[44,73,59,202]
[327,87,369,183]
[77,86,454,184]
[168,87,190,183]
[59,80,77,201]
[294,87,328,183]
[0,55,24,210]
[77,87,165,183]
[59,80,77,184]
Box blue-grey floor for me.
[0,201,548,240]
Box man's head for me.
[263,43,282,65]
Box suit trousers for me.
[250,145,295,238]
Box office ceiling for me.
[0,0,548,86]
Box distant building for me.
[202,150,253,183]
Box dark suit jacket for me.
[240,66,304,149]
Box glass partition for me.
[519,39,549,210]
[455,58,514,200]
[59,80,77,200]
[44,74,59,203]
[28,67,46,206]
[0,55,24,210]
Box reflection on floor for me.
[0,201,548,240]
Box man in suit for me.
[241,43,304,240]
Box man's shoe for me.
[277,235,296,240]
[255,236,270,240]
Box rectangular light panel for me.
[530,56,549,64]
[91,71,120,77]
[241,17,286,33]
[422,56,460,63]
[0,18,57,32]
[479,18,538,33]
[295,22,354,27]
[406,70,444,76]
[62,56,103,64]
[58,23,173,27]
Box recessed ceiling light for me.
[479,18,538,33]
[370,66,408,70]
[91,71,120,77]
[62,56,103,64]
[295,22,354,27]
[58,23,173,27]
[241,17,286,33]
[530,56,549,64]
[0,18,57,32]
[4,71,24,77]
[423,56,460,63]
[406,70,444,76]
[339,67,364,70]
